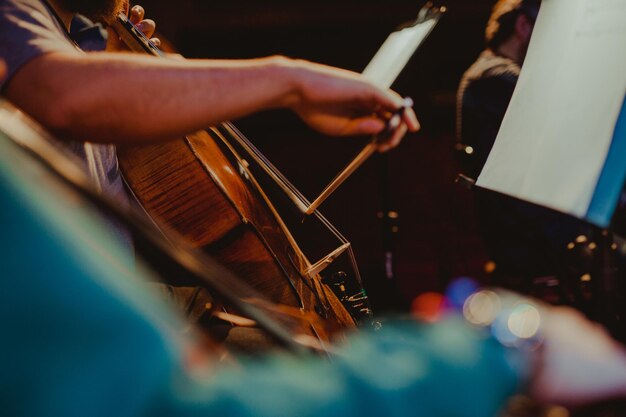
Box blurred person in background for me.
[456,0,590,289]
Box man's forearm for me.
[6,53,299,143]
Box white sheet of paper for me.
[362,20,437,88]
[477,0,626,222]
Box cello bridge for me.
[304,243,351,278]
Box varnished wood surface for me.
[118,128,356,341]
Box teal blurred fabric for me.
[0,131,528,417]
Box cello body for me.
[112,12,357,342]
[118,127,357,341]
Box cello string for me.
[223,123,309,205]
[224,124,363,287]
[224,124,365,286]
[227,124,353,251]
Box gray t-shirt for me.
[0,0,132,248]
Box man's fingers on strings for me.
[135,19,157,38]
[128,5,157,39]
[129,5,145,23]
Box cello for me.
[112,14,366,344]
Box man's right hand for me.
[286,60,420,152]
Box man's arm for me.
[5,52,418,147]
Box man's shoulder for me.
[1,0,50,18]
[0,0,68,46]
[0,0,78,90]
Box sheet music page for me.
[362,19,437,88]
[477,0,626,226]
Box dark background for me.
[138,0,497,312]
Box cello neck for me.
[112,13,165,57]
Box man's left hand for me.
[107,5,160,52]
